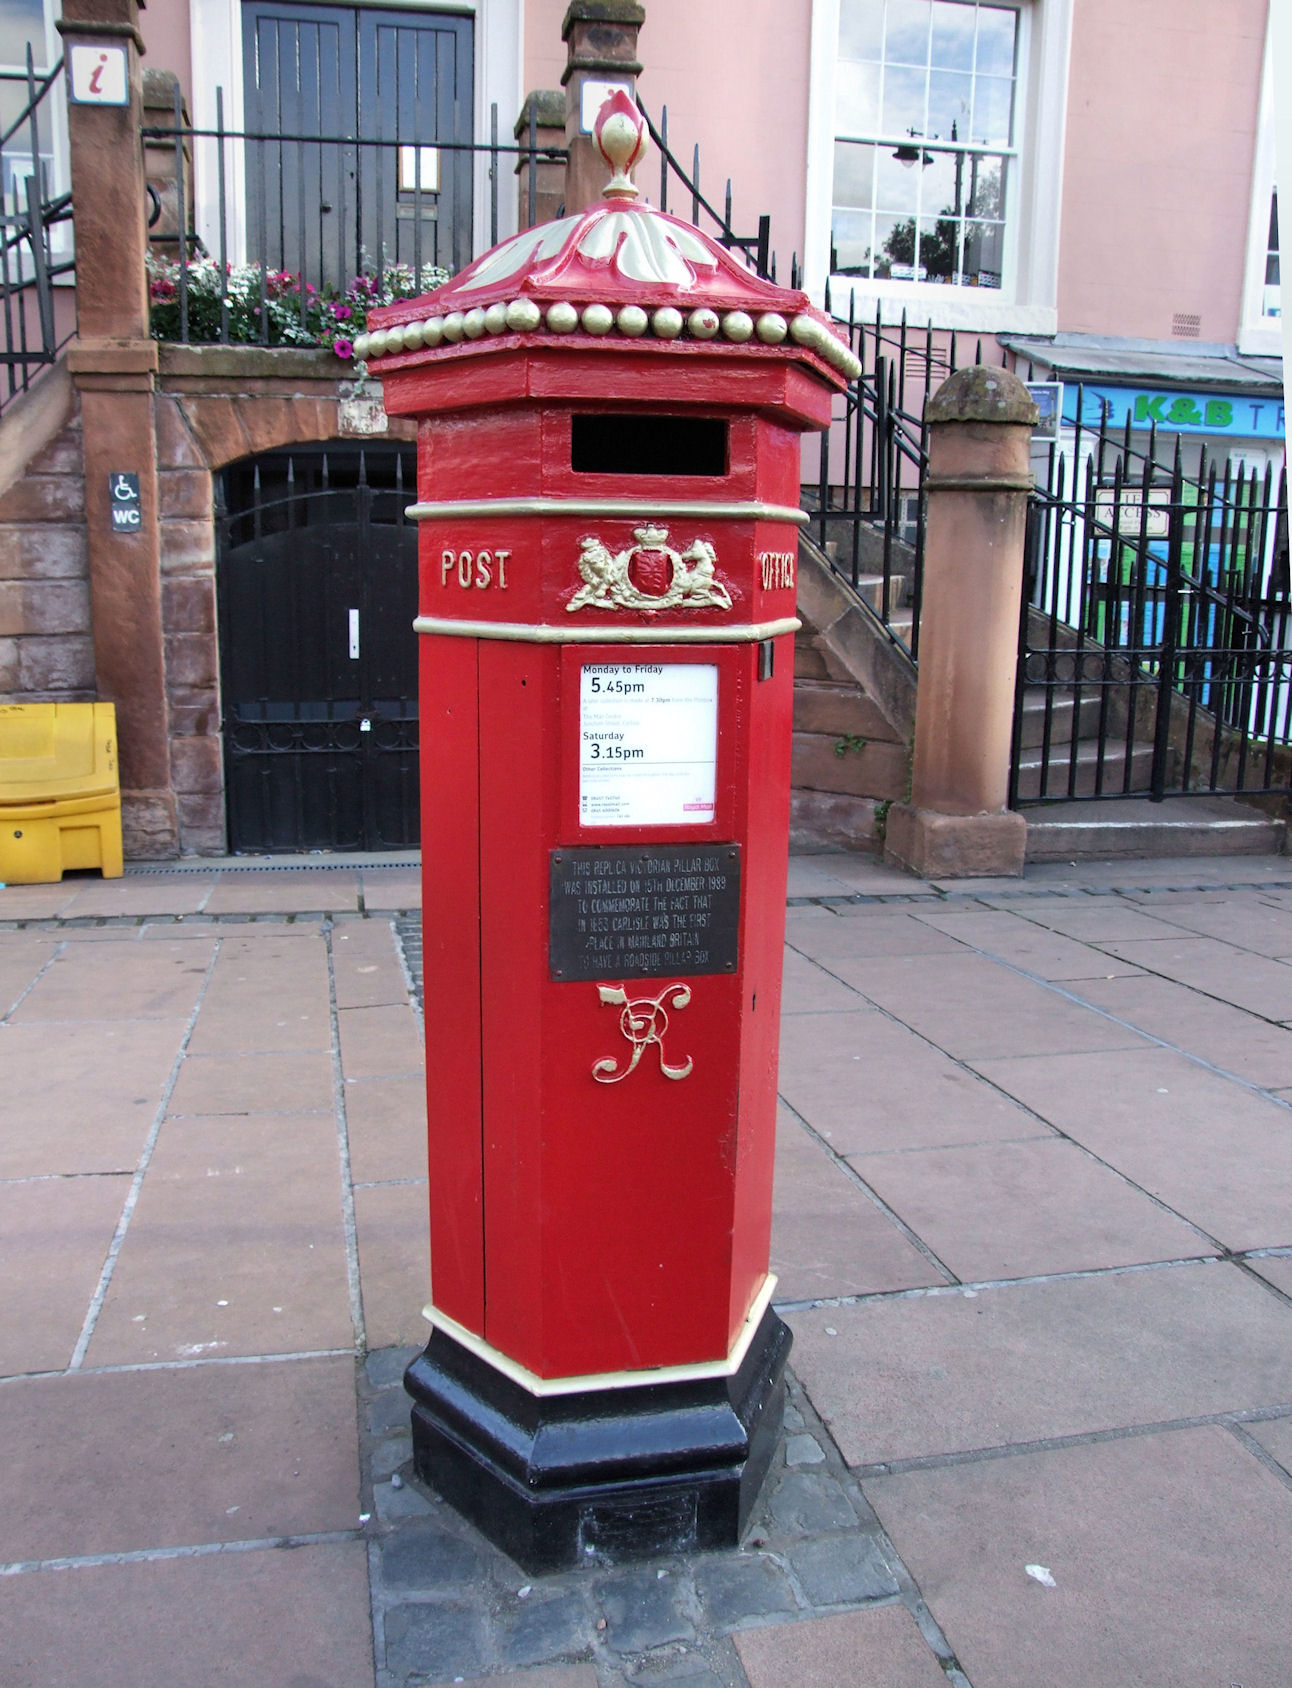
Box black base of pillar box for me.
[402,1308,792,1573]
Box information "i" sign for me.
[69,44,129,105]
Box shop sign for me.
[1062,384,1285,439]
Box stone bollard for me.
[561,0,645,215]
[884,365,1038,879]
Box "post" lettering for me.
[440,547,511,590]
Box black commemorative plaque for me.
[549,845,741,982]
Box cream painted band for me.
[408,497,810,525]
[413,614,801,644]
[421,1274,779,1398]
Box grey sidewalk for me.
[1,850,1290,1688]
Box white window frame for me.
[1237,13,1279,357]
[0,0,71,265]
[804,0,1071,332]
[187,0,520,271]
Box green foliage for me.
[833,734,869,758]
[146,255,449,360]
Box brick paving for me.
[1,850,1290,1687]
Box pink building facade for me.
[0,0,1283,860]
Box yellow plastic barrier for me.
[0,702,124,883]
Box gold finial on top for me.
[595,90,647,200]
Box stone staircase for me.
[790,533,915,854]
[790,524,1286,864]
[1015,686,1285,860]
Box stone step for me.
[792,679,900,740]
[1013,739,1155,802]
[1022,796,1287,862]
[1016,688,1109,751]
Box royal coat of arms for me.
[566,525,733,613]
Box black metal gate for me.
[1012,412,1291,806]
[217,445,420,853]
[241,1,474,287]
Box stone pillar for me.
[884,366,1038,880]
[514,90,567,228]
[58,0,176,855]
[142,68,191,260]
[561,0,644,215]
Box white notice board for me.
[579,664,718,827]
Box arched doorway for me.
[216,443,420,852]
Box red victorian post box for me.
[359,96,858,1572]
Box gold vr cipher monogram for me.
[759,550,795,590]
[440,547,513,590]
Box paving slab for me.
[0,1353,360,1561]
[1116,893,1292,958]
[778,1010,1052,1154]
[1247,1254,1292,1297]
[779,946,865,1015]
[0,932,56,1014]
[337,1001,425,1079]
[865,1426,1292,1688]
[0,1175,126,1376]
[86,1111,354,1365]
[734,1606,948,1688]
[786,857,909,899]
[57,877,213,918]
[902,906,1146,981]
[1063,970,1292,1088]
[360,869,422,910]
[788,1261,1292,1467]
[8,936,214,1021]
[771,1113,945,1302]
[203,870,361,915]
[813,951,1152,1060]
[786,909,962,959]
[0,880,79,919]
[332,918,410,1008]
[166,1048,336,1115]
[850,1136,1210,1283]
[1095,931,1292,1021]
[1244,1411,1292,1475]
[345,1073,428,1186]
[997,900,1196,942]
[0,1540,373,1688]
[183,996,334,1055]
[353,1180,432,1349]
[0,1018,185,1177]
[970,1046,1292,1250]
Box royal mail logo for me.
[567,525,732,614]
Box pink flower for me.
[332,337,354,360]
[332,303,352,320]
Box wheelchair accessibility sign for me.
[110,473,142,532]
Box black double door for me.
[242,1,474,287]
[218,447,420,853]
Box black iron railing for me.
[637,101,770,281]
[1,51,73,414]
[142,89,566,346]
[806,301,1006,663]
[1013,400,1291,804]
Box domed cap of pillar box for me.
[356,92,859,386]
[925,364,1039,426]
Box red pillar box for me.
[360,96,857,1572]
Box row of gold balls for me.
[353,302,863,379]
